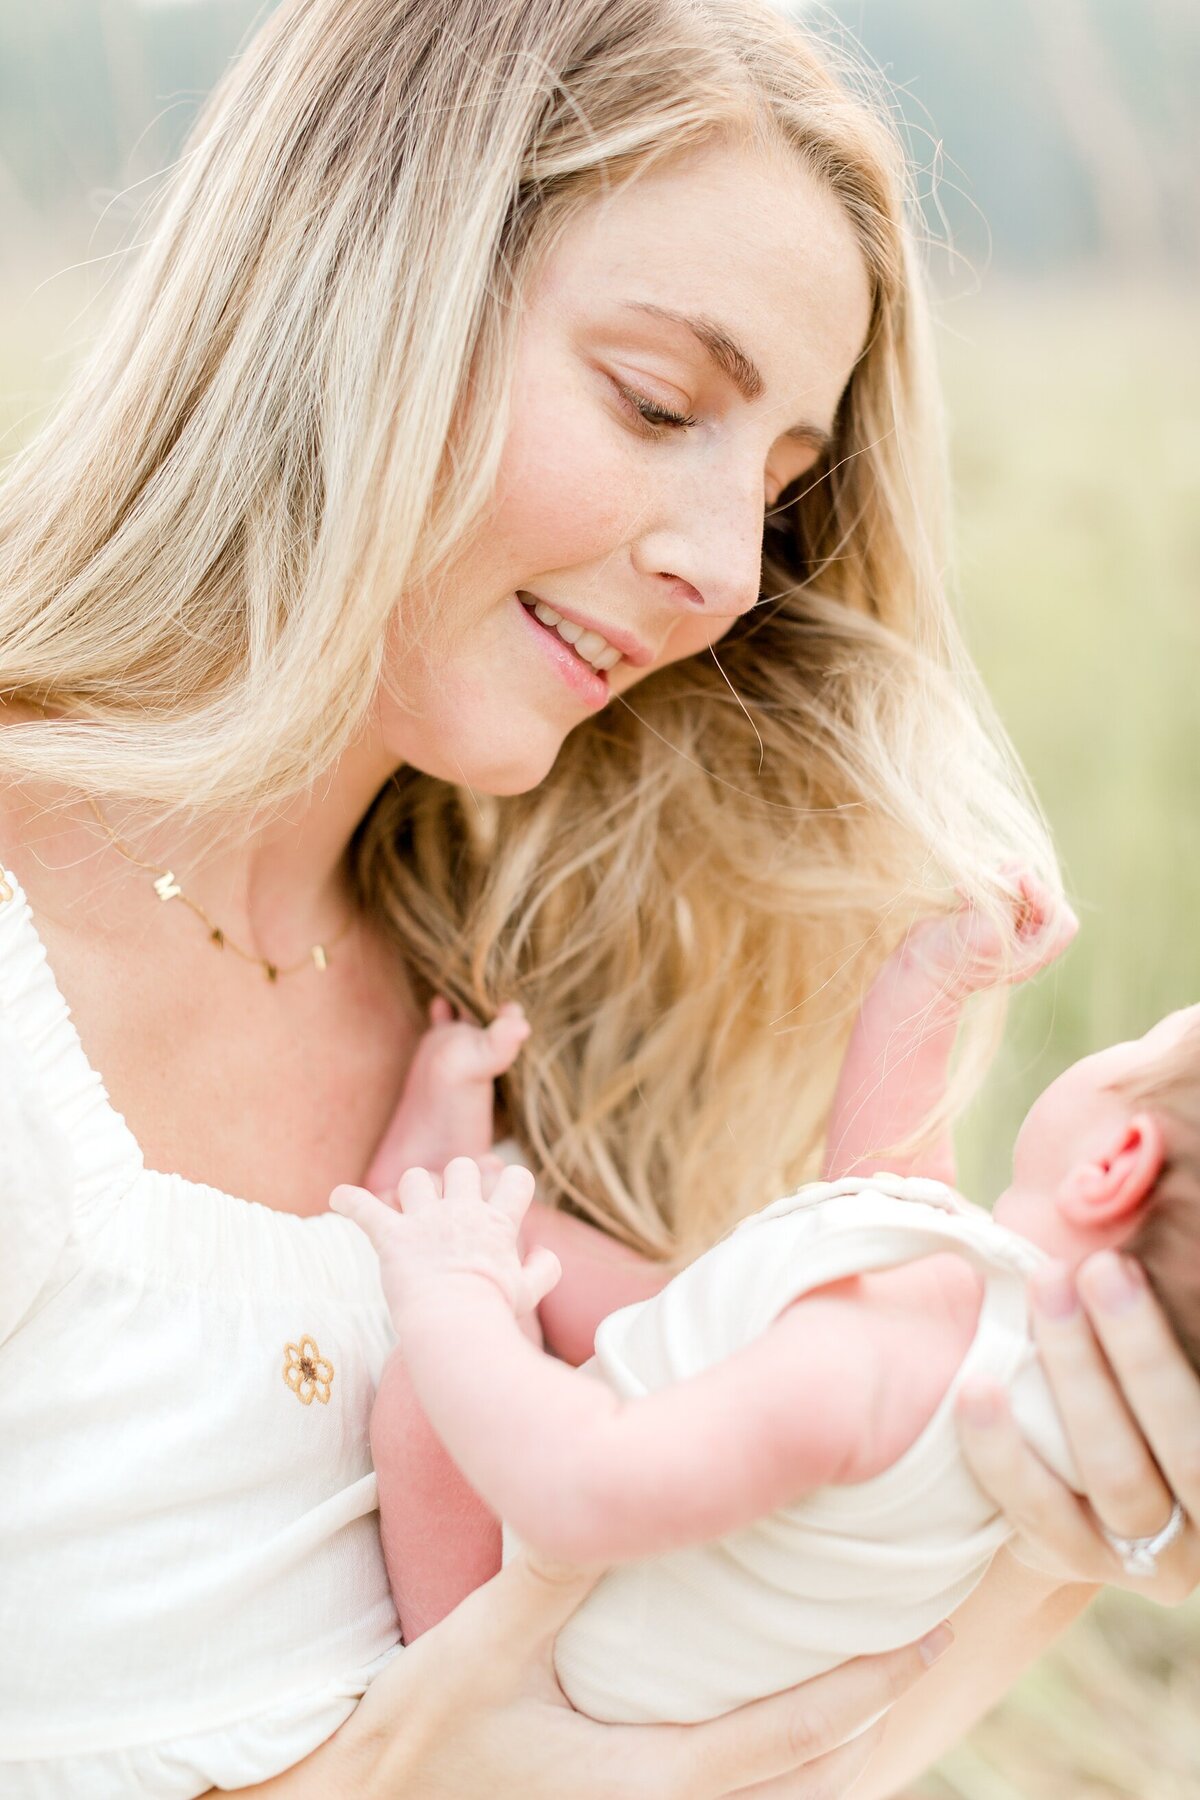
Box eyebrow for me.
[620,300,835,454]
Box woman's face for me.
[381,137,873,793]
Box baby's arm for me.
[825,872,1077,1183]
[332,1160,886,1569]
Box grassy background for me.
[2,265,1198,1792]
[921,284,1200,1797]
[947,285,1200,1203]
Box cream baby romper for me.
[506,1173,1082,1724]
[0,866,404,1798]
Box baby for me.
[336,879,1200,1722]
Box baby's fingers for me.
[1011,873,1078,972]
[487,1162,537,1230]
[432,1008,530,1084]
[329,1182,405,1252]
[396,1164,443,1212]
[480,1005,531,1072]
[517,1246,562,1314]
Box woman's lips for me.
[513,593,611,709]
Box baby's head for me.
[993,1004,1200,1371]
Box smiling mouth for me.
[517,593,623,673]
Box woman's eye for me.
[612,380,698,435]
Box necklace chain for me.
[84,794,353,982]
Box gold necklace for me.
[85,793,354,982]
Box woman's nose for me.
[629,466,766,620]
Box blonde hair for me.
[0,0,1058,1258]
[1120,1019,1200,1373]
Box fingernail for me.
[918,1623,955,1666]
[1031,1265,1079,1320]
[1086,1252,1144,1314]
[957,1382,1006,1426]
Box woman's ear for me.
[1057,1113,1166,1228]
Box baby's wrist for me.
[884,942,973,1010]
[395,1268,515,1339]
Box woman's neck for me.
[0,700,403,963]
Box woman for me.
[0,0,1196,1794]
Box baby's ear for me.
[1057,1113,1166,1227]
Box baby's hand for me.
[363,999,531,1196]
[413,997,531,1090]
[330,1157,561,1326]
[903,869,1079,999]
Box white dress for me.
[0,864,403,1798]
[508,1174,1083,1724]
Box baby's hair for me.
[1118,1016,1200,1375]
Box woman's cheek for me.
[495,392,650,572]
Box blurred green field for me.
[2,270,1197,1794]
[947,284,1200,1204]
[930,285,1200,1797]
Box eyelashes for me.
[610,378,797,513]
[612,379,698,434]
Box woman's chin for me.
[394,731,567,797]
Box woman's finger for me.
[457,1550,607,1659]
[676,1628,951,1799]
[725,1717,885,1798]
[1028,1263,1174,1539]
[955,1384,1107,1581]
[1076,1251,1200,1517]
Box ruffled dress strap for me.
[0,866,143,1340]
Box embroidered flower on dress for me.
[283,1335,334,1405]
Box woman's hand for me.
[235,1550,952,1799]
[956,1249,1200,1603]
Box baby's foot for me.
[364,1000,530,1196]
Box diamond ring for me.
[1098,1497,1187,1578]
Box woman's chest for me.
[36,910,420,1216]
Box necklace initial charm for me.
[86,793,353,981]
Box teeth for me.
[522,595,622,673]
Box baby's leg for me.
[372,1347,502,1642]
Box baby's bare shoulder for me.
[768,1254,984,1486]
